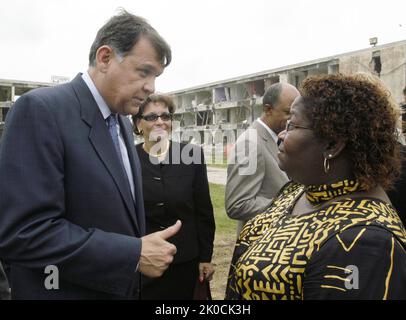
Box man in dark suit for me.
[0,10,180,299]
[401,86,406,134]
[388,144,406,227]
[0,263,9,299]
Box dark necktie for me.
[106,114,126,173]
[106,114,138,221]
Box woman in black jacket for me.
[133,94,215,300]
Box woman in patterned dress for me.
[226,73,406,300]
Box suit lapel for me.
[265,135,280,162]
[252,120,280,162]
[70,74,140,234]
[89,117,140,233]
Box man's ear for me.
[323,139,346,159]
[263,104,273,115]
[95,45,115,73]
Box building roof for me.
[0,78,54,89]
[167,39,406,95]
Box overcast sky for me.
[1,0,405,92]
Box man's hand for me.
[138,220,181,278]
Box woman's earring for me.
[323,154,332,174]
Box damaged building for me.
[1,39,406,142]
[0,79,54,137]
[168,39,406,148]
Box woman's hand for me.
[199,262,215,282]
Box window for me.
[372,51,382,76]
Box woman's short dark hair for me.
[299,73,402,191]
[133,94,176,135]
[89,9,171,67]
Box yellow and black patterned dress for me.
[225,181,406,300]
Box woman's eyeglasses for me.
[139,112,173,122]
[285,119,312,132]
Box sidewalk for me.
[207,166,227,185]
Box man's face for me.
[268,86,299,134]
[101,37,164,116]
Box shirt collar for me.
[81,71,112,120]
[257,118,278,143]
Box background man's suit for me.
[0,74,145,299]
[226,119,288,234]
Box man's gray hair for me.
[88,9,171,67]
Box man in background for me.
[226,83,299,235]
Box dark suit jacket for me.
[0,74,145,299]
[388,144,406,227]
[136,142,215,264]
[0,262,10,299]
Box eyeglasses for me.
[285,119,312,132]
[139,112,173,122]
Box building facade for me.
[167,39,406,147]
[0,79,54,122]
[2,40,406,142]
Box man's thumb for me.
[159,220,182,240]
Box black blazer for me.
[136,141,215,264]
[0,74,145,299]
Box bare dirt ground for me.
[209,233,236,300]
[206,167,234,300]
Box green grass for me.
[209,183,237,236]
